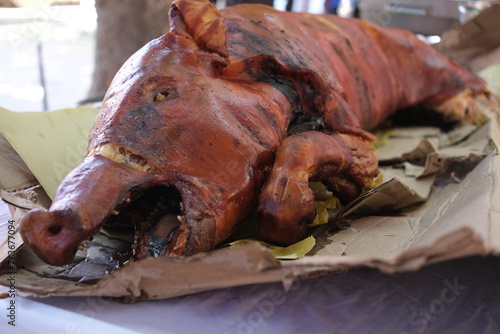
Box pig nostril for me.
[47,224,63,235]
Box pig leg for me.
[257,131,378,245]
[433,89,500,125]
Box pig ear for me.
[169,0,228,58]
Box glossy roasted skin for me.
[20,0,497,265]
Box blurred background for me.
[0,0,497,112]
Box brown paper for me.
[1,116,498,301]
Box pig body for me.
[20,0,496,265]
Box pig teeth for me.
[111,210,120,215]
[77,241,86,251]
[92,143,154,173]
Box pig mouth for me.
[91,143,188,259]
[102,183,185,260]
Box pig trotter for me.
[258,132,378,245]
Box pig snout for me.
[19,153,157,266]
[20,208,85,266]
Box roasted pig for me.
[20,0,498,265]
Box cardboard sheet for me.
[0,106,98,199]
[0,132,37,193]
[435,4,500,72]
[0,102,498,300]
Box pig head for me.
[19,0,293,265]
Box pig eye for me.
[154,92,166,101]
[153,88,178,102]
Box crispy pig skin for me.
[20,0,497,265]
